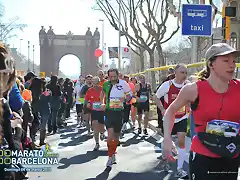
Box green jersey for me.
[102,79,131,111]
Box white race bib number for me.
[206,120,239,137]
[109,98,123,109]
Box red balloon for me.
[94,49,103,58]
[124,47,129,52]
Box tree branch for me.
[160,25,180,44]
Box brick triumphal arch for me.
[39,26,100,77]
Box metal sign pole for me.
[191,0,199,64]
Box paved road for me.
[27,114,189,180]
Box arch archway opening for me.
[59,54,81,79]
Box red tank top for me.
[191,80,240,157]
[164,80,187,118]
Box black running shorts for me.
[91,110,105,124]
[105,110,123,133]
[189,151,239,180]
[137,102,150,115]
[171,119,188,135]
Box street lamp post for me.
[123,60,126,73]
[32,45,35,72]
[118,2,122,71]
[191,0,199,64]
[20,39,23,54]
[27,41,30,72]
[99,19,105,68]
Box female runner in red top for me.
[162,43,240,180]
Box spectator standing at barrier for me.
[39,79,51,145]
[47,75,61,134]
[24,72,36,89]
[57,77,66,127]
[29,77,45,148]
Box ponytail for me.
[198,56,216,80]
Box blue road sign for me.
[182,4,212,36]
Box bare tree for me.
[95,0,146,71]
[95,0,180,89]
[163,42,191,65]
[0,3,27,43]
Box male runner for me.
[100,68,131,168]
[154,64,189,179]
[74,76,85,128]
[122,75,135,133]
[135,74,151,135]
[98,70,107,87]
[81,75,93,135]
[98,70,107,139]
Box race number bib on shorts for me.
[140,95,148,102]
[109,98,123,109]
[92,102,101,111]
[206,120,240,137]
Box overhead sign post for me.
[182,4,212,36]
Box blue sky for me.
[2,0,222,76]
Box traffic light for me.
[222,6,235,41]
[225,7,237,17]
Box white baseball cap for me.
[205,43,240,61]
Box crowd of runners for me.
[0,42,239,180]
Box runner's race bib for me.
[206,120,239,137]
[92,102,101,111]
[198,120,240,158]
[140,95,148,102]
[109,98,123,109]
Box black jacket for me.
[1,98,16,150]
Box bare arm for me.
[153,94,165,112]
[153,82,168,112]
[134,84,140,96]
[163,83,198,138]
[100,91,105,104]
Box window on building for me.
[230,32,237,49]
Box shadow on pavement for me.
[85,167,111,180]
[112,171,163,180]
[111,162,182,180]
[58,133,92,147]
[121,133,145,147]
[57,123,79,134]
[59,128,87,139]
[121,132,160,151]
[57,150,108,169]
